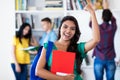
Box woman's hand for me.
[15,64,21,73]
[102,0,109,9]
[63,74,75,80]
[84,3,94,14]
[28,50,38,54]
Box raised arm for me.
[102,0,109,9]
[84,3,100,52]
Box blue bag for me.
[30,41,53,80]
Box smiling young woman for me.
[35,2,100,80]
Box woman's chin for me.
[63,38,71,41]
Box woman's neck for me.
[57,39,70,46]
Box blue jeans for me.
[94,58,116,80]
[11,63,28,80]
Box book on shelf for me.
[71,0,77,10]
[66,0,78,10]
[15,0,27,10]
[27,0,37,10]
[44,0,63,10]
[76,0,82,10]
[66,0,71,10]
[45,0,63,6]
[22,14,32,26]
[16,13,36,29]
[52,17,62,29]
[31,15,35,29]
[79,0,87,9]
[15,0,19,10]
[30,14,40,30]
[67,0,83,10]
[16,13,22,29]
[66,0,96,10]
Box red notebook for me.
[51,50,75,75]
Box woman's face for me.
[60,20,76,41]
[23,26,30,36]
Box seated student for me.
[39,17,57,46]
[35,2,100,80]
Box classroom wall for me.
[0,0,120,80]
[109,0,120,10]
[0,0,15,80]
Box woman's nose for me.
[66,28,71,33]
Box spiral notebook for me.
[51,50,75,75]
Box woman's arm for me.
[29,36,39,54]
[35,47,74,80]
[84,3,100,52]
[30,36,39,46]
[102,0,109,9]
[12,45,21,72]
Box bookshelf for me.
[15,0,103,31]
[15,0,65,28]
[15,0,104,32]
[15,0,65,42]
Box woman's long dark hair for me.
[58,16,82,74]
[16,23,32,45]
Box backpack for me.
[30,41,53,80]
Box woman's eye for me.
[71,27,76,30]
[63,25,68,28]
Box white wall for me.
[109,0,120,10]
[0,0,15,80]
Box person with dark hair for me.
[35,3,100,80]
[39,17,57,46]
[11,23,38,80]
[89,9,117,80]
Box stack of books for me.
[44,0,63,10]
